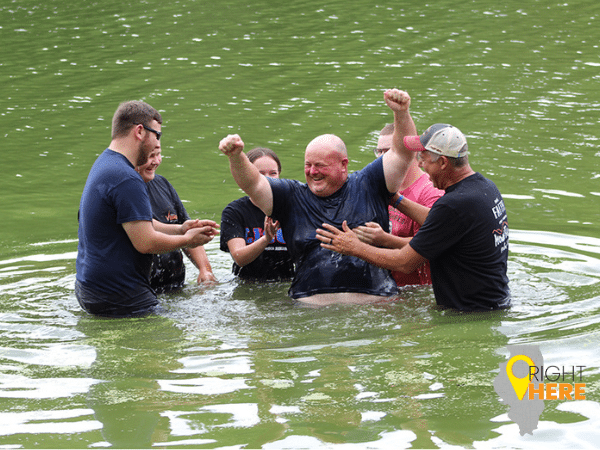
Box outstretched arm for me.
[381,89,418,195]
[316,221,426,274]
[219,134,274,216]
[353,222,412,249]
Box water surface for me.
[1,0,599,448]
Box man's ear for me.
[439,155,449,169]
[132,123,145,142]
[341,157,349,173]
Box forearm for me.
[351,240,422,274]
[185,245,211,269]
[392,109,417,158]
[380,232,412,250]
[123,221,204,255]
[152,219,182,235]
[142,231,194,254]
[184,245,215,279]
[229,236,270,267]
[229,153,262,197]
[382,91,419,194]
[391,194,430,226]
[228,153,273,216]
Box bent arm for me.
[122,220,215,254]
[354,241,426,274]
[152,219,182,235]
[229,153,273,216]
[354,222,412,249]
[381,89,418,194]
[227,236,271,267]
[380,234,412,250]
[390,194,430,226]
[220,134,273,216]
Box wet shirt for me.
[409,172,510,311]
[220,196,295,281]
[269,157,398,299]
[146,174,190,292]
[76,149,156,315]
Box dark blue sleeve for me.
[113,177,153,224]
[268,177,297,223]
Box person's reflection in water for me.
[78,315,184,447]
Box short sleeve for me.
[409,203,464,261]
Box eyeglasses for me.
[373,147,390,157]
[138,123,162,141]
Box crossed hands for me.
[182,219,220,247]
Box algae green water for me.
[1,0,599,448]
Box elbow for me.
[132,238,157,255]
[135,244,155,255]
[230,252,248,267]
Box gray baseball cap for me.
[403,123,468,158]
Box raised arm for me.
[381,89,418,194]
[219,134,274,216]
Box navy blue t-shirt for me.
[269,157,398,299]
[76,149,156,315]
[409,172,510,311]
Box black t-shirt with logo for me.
[146,174,190,292]
[220,196,295,281]
[410,172,510,311]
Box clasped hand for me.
[182,219,220,247]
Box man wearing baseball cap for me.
[317,99,510,311]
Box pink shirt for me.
[389,172,444,287]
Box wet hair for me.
[247,147,282,174]
[111,100,162,140]
[380,123,394,136]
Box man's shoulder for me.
[455,172,501,195]
[269,177,304,188]
[269,177,307,197]
[350,157,383,178]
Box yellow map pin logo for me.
[506,355,535,400]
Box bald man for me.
[219,89,415,306]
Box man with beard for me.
[76,101,218,317]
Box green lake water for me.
[1,0,599,448]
